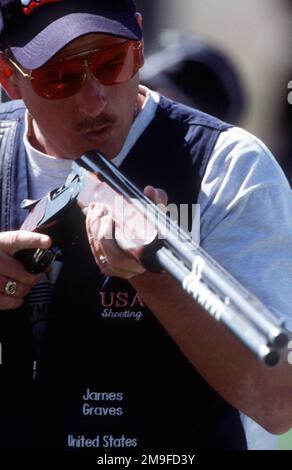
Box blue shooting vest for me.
[0,98,247,450]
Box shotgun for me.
[15,150,290,366]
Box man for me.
[0,0,291,451]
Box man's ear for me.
[0,55,22,99]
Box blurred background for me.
[1,0,291,450]
[135,0,292,186]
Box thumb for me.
[0,230,52,255]
[144,186,168,206]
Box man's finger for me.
[0,276,33,299]
[0,230,51,255]
[0,293,24,311]
[143,186,168,206]
[0,250,42,285]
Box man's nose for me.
[76,72,107,116]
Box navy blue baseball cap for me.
[0,0,142,69]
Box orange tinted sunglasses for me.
[8,40,143,100]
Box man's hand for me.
[0,230,51,310]
[86,186,167,279]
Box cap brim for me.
[10,11,142,69]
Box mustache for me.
[77,115,115,132]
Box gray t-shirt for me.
[199,126,292,333]
[198,126,292,450]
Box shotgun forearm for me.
[15,150,290,365]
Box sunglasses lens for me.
[31,60,84,99]
[90,41,142,86]
[30,41,143,100]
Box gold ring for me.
[4,280,17,296]
[98,255,108,265]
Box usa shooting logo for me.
[21,0,63,15]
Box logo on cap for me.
[21,0,63,16]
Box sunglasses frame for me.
[7,40,143,98]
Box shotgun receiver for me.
[15,150,290,366]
